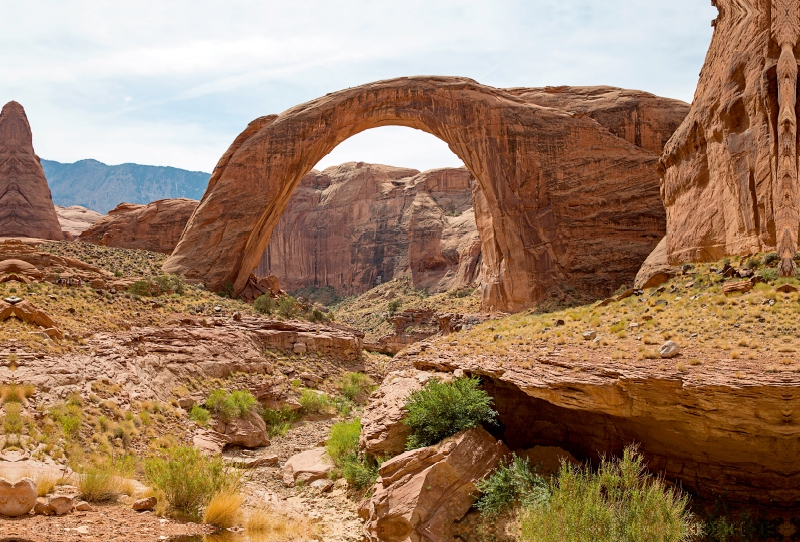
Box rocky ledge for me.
[368,340,800,510]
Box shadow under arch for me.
[164,76,664,312]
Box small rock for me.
[453,368,465,378]
[214,306,222,313]
[232,311,242,321]
[75,501,93,512]
[660,341,680,359]
[642,315,653,322]
[293,342,308,354]
[74,526,90,534]
[310,479,334,493]
[177,396,196,409]
[34,497,52,515]
[133,496,157,512]
[555,319,565,326]
[48,495,74,515]
[582,331,597,341]
[224,454,279,469]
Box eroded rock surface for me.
[209,409,270,448]
[55,205,103,239]
[634,237,681,289]
[363,426,508,542]
[661,0,800,274]
[165,78,678,312]
[0,102,64,241]
[79,198,199,254]
[256,164,481,297]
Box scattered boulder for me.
[310,478,334,493]
[359,372,424,458]
[582,331,597,341]
[660,341,680,359]
[75,500,93,512]
[210,409,270,449]
[363,426,509,542]
[723,280,754,295]
[47,495,74,515]
[133,496,157,512]
[282,448,334,487]
[224,454,279,469]
[634,237,680,290]
[33,497,52,516]
[0,477,36,517]
[193,429,229,455]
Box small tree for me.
[253,294,276,315]
[403,377,497,449]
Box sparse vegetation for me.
[326,419,380,490]
[254,294,277,315]
[205,389,257,422]
[340,372,374,404]
[77,464,123,503]
[189,405,211,425]
[403,376,497,449]
[298,389,332,414]
[475,455,549,518]
[203,491,243,528]
[260,407,300,437]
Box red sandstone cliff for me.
[0,101,64,240]
[79,198,198,254]
[256,163,481,296]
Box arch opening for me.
[164,76,668,313]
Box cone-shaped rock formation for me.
[0,101,63,240]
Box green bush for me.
[144,446,236,521]
[326,419,379,490]
[760,268,778,282]
[298,389,331,414]
[520,447,698,542]
[403,377,497,449]
[762,253,779,266]
[341,456,380,490]
[259,407,299,437]
[189,405,211,425]
[340,372,374,404]
[253,294,276,315]
[277,296,299,318]
[388,299,402,316]
[127,275,185,297]
[205,390,257,422]
[475,455,549,518]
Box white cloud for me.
[1,0,717,172]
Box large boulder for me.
[359,372,424,458]
[634,237,681,289]
[0,477,37,517]
[79,198,199,254]
[363,426,509,542]
[0,101,64,241]
[282,448,334,487]
[209,409,269,449]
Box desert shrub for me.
[326,419,379,490]
[298,389,331,414]
[152,274,186,295]
[760,268,778,282]
[253,294,276,315]
[260,407,299,437]
[3,402,22,434]
[475,455,549,518]
[203,491,243,528]
[340,372,374,404]
[217,281,235,298]
[189,405,211,425]
[78,465,122,503]
[403,377,497,449]
[520,447,697,542]
[762,252,779,266]
[745,258,761,270]
[277,296,299,319]
[145,445,236,521]
[205,390,257,422]
[247,507,321,537]
[388,299,402,316]
[49,402,82,440]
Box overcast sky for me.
[2,0,717,173]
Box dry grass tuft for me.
[203,491,243,528]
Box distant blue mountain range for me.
[41,159,210,214]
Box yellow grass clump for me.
[246,507,322,540]
[203,491,244,528]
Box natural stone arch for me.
[165,76,665,312]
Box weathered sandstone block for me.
[0,477,37,517]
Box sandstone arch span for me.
[164,76,669,312]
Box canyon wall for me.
[255,163,481,296]
[660,0,800,273]
[0,101,64,241]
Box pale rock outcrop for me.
[282,448,334,487]
[0,102,63,240]
[634,237,681,289]
[660,0,800,274]
[79,198,199,254]
[165,77,677,312]
[0,477,37,517]
[256,164,481,296]
[55,205,103,238]
[363,427,509,542]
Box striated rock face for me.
[256,163,481,297]
[660,1,800,274]
[165,77,680,312]
[0,102,64,241]
[79,198,199,254]
[55,205,102,239]
[363,426,509,542]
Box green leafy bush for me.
[127,275,185,297]
[144,446,236,521]
[205,390,257,422]
[253,295,276,315]
[189,405,211,425]
[340,372,374,404]
[298,389,331,414]
[475,455,549,518]
[760,268,778,282]
[326,419,379,490]
[259,407,299,437]
[388,299,402,316]
[520,447,697,542]
[403,377,497,449]
[277,296,299,318]
[762,252,779,266]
